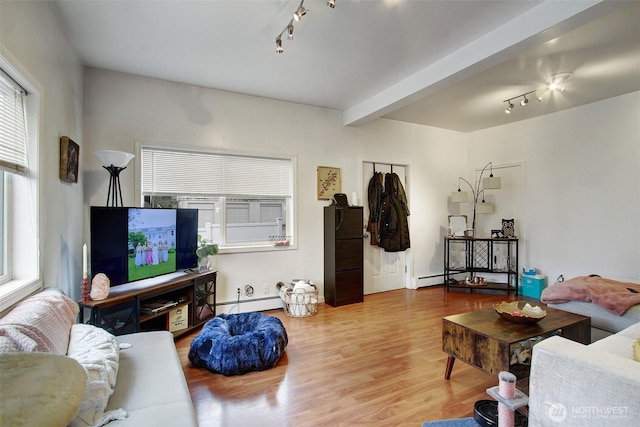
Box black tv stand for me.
[79,270,217,337]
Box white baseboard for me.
[217,295,327,315]
[416,275,444,287]
[216,296,280,315]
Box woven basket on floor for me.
[280,287,318,318]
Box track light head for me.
[504,102,514,114]
[503,89,538,113]
[327,0,336,8]
[275,37,283,53]
[287,23,294,40]
[293,3,308,21]
[549,72,573,92]
[549,81,565,92]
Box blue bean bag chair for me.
[188,312,288,376]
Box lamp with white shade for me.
[450,162,501,233]
[94,150,135,207]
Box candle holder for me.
[81,277,91,303]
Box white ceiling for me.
[52,0,640,133]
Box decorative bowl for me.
[494,301,546,324]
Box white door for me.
[362,162,408,294]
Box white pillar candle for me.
[351,192,358,206]
[82,243,87,279]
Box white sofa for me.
[541,276,640,342]
[0,288,198,427]
[528,322,640,427]
[546,300,640,341]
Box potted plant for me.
[196,234,218,272]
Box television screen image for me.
[90,207,198,287]
[128,208,177,282]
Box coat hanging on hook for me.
[377,172,410,252]
[366,171,384,245]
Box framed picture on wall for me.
[317,166,341,200]
[59,136,79,183]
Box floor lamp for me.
[451,162,501,233]
[94,150,135,207]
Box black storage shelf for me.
[444,237,519,295]
[79,270,216,337]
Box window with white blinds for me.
[141,147,291,197]
[0,61,40,304]
[141,147,294,249]
[0,70,27,174]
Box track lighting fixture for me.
[275,1,307,53]
[274,0,337,54]
[503,90,536,114]
[275,19,294,52]
[293,1,308,21]
[502,72,573,113]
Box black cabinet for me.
[324,206,363,306]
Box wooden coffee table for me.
[442,304,590,380]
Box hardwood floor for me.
[175,286,520,426]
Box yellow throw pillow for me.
[0,352,87,427]
[633,338,640,362]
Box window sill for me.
[0,278,42,313]
[219,243,297,255]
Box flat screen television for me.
[90,206,198,286]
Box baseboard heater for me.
[216,295,282,306]
[417,273,446,288]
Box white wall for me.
[468,92,640,283]
[1,1,85,299]
[83,69,466,307]
[7,1,636,308]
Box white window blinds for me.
[0,69,27,174]
[141,147,292,197]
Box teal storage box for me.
[521,274,546,299]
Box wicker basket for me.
[280,286,318,318]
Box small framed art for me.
[59,136,79,183]
[317,166,341,200]
[491,229,504,238]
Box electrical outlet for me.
[263,283,269,294]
